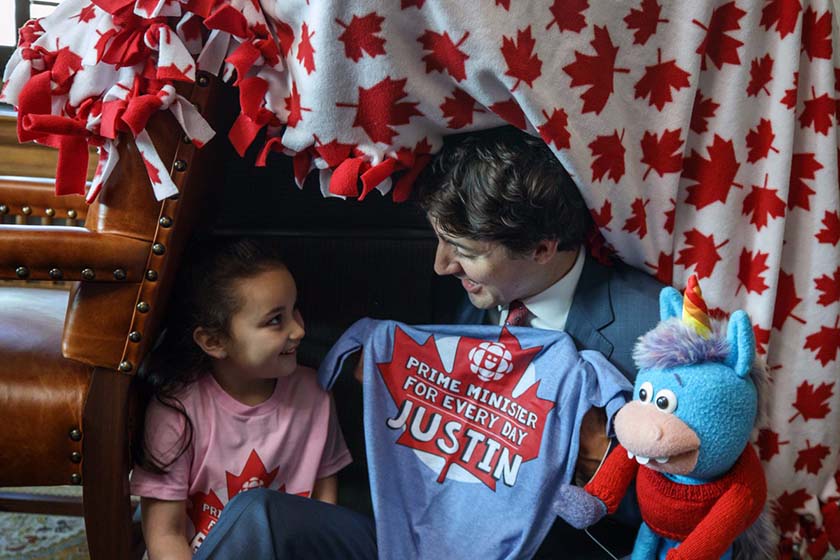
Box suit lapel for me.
[565,255,615,359]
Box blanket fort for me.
[2,1,839,553]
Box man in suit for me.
[418,126,664,557]
[194,127,663,559]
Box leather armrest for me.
[0,176,88,221]
[0,225,149,281]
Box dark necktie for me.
[505,300,529,326]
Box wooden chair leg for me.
[82,368,133,560]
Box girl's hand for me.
[141,497,193,560]
[312,475,338,504]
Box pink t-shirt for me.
[131,367,351,551]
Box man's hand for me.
[575,407,610,484]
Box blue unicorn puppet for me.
[558,275,774,560]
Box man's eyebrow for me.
[438,233,473,251]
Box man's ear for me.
[532,238,559,264]
[193,327,228,359]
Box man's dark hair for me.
[417,126,590,254]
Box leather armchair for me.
[0,74,223,559]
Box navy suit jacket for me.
[454,254,664,382]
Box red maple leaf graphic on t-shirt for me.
[674,228,728,279]
[640,128,683,179]
[690,91,719,134]
[336,77,422,144]
[501,27,542,92]
[795,441,831,475]
[789,380,835,422]
[418,30,470,82]
[624,0,668,45]
[736,248,769,295]
[815,267,840,307]
[816,210,840,245]
[634,49,690,111]
[801,6,833,61]
[761,0,802,38]
[788,153,822,211]
[440,88,483,129]
[747,55,774,98]
[742,174,786,230]
[682,135,742,210]
[804,318,840,367]
[589,130,625,183]
[545,0,588,34]
[72,3,97,23]
[378,327,553,491]
[693,2,745,70]
[297,22,316,74]
[187,489,225,542]
[538,108,571,150]
[226,449,280,500]
[563,26,629,115]
[284,81,311,128]
[745,119,779,163]
[756,428,789,461]
[336,12,387,62]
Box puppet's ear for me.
[659,287,683,321]
[724,310,755,379]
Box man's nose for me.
[433,242,460,275]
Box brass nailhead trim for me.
[67,209,78,219]
[81,268,95,281]
[21,205,32,215]
[69,428,82,441]
[45,207,55,217]
[70,451,82,464]
[49,268,63,280]
[15,266,29,279]
[118,360,133,372]
[0,204,7,215]
[113,268,127,280]
[197,74,209,87]
[182,135,192,144]
[159,216,173,228]
[137,301,150,313]
[152,243,166,255]
[70,473,82,485]
[146,270,158,281]
[173,160,187,172]
[129,331,142,343]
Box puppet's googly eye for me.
[654,389,678,413]
[638,381,653,403]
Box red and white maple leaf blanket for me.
[3,0,840,554]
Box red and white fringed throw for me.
[3,1,840,556]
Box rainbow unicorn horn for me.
[683,274,712,338]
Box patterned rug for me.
[0,487,88,560]
[0,512,88,559]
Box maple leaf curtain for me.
[3,0,840,555]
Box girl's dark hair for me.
[132,237,288,473]
[417,126,590,254]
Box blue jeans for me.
[193,489,377,559]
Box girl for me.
[131,238,351,559]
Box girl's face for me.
[222,267,305,379]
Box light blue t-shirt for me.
[318,318,632,560]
